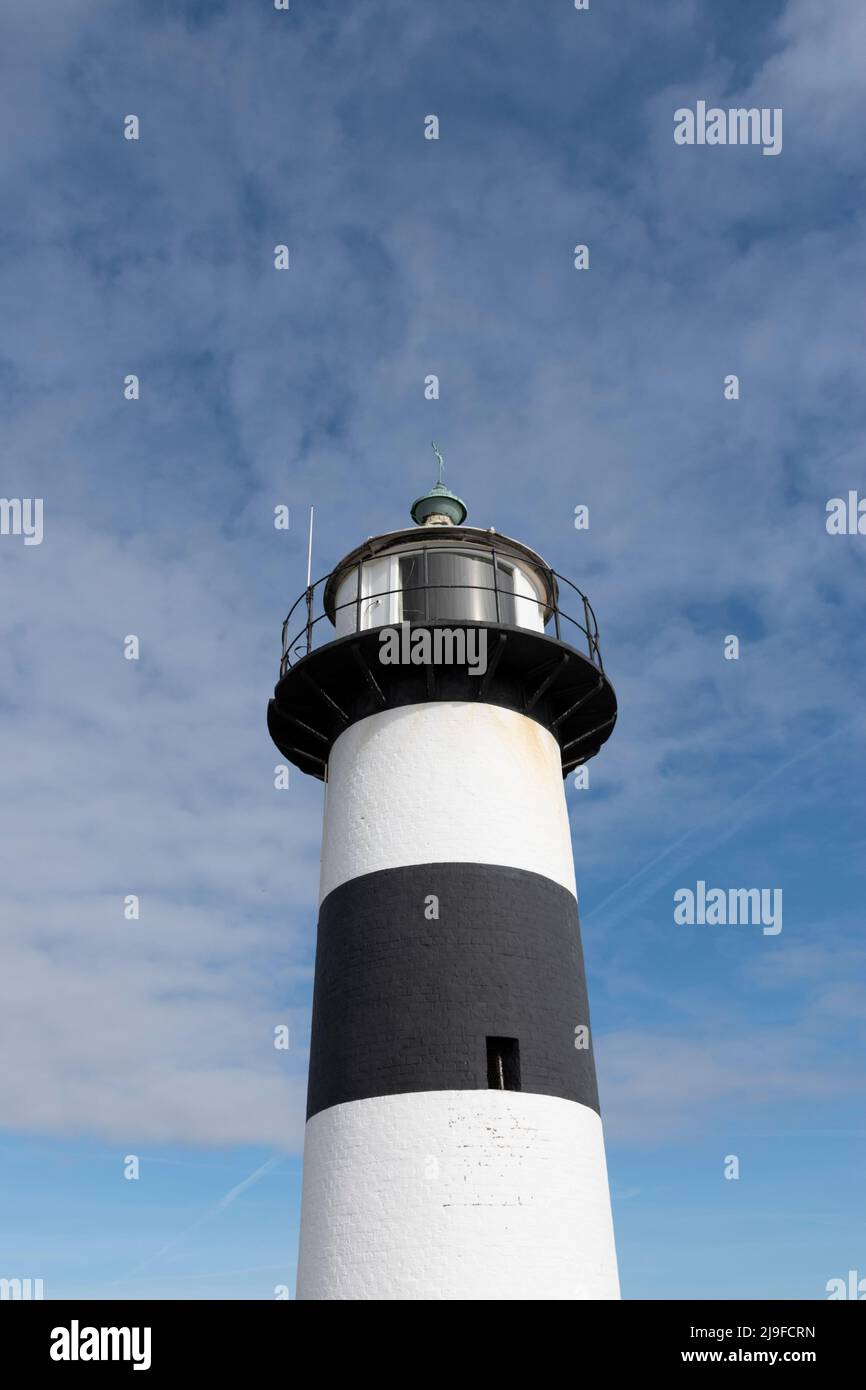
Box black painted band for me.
[306,862,601,1120]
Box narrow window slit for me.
[486,1037,521,1091]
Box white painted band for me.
[319,702,576,903]
[296,1089,619,1301]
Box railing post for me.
[423,547,429,622]
[356,559,363,633]
[552,570,560,640]
[582,595,593,662]
[305,585,313,655]
[491,547,500,623]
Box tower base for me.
[296,1090,620,1301]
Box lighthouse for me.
[268,454,620,1300]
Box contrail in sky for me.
[585,717,862,927]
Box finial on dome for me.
[410,442,468,526]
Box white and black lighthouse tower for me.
[268,456,620,1300]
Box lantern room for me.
[267,452,617,781]
[324,525,555,640]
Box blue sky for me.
[1,0,864,1299]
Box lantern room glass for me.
[398,550,517,625]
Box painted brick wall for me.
[307,861,599,1118]
[297,1090,620,1300]
[319,701,577,901]
[298,699,618,1299]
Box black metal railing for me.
[278,549,603,679]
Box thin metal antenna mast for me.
[306,505,315,588]
[305,506,315,654]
